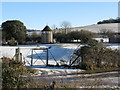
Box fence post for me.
[31,49,33,66]
[46,49,49,66]
[15,47,22,61]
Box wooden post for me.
[31,49,33,66]
[46,49,49,66]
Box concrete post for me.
[15,47,22,61]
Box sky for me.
[1,2,118,30]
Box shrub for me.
[2,57,36,89]
[75,41,120,70]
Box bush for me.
[2,57,36,89]
[75,41,120,70]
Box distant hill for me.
[70,23,119,33]
[27,29,41,36]
[26,23,119,35]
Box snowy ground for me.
[1,43,82,73]
[1,43,79,65]
[0,43,120,67]
[0,44,84,75]
[0,43,120,73]
[1,43,120,88]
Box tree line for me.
[1,20,73,45]
[97,18,120,24]
[54,30,95,43]
[1,19,118,45]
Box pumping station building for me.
[41,25,53,44]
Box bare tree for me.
[60,21,71,34]
[51,24,58,33]
[52,24,57,30]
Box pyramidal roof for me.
[42,25,52,31]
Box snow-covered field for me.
[0,43,84,74]
[0,43,120,73]
[1,43,120,88]
[0,44,78,67]
[1,43,120,66]
[0,44,78,64]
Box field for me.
[0,43,120,88]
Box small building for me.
[41,25,53,43]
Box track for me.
[31,70,120,88]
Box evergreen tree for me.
[2,20,27,44]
